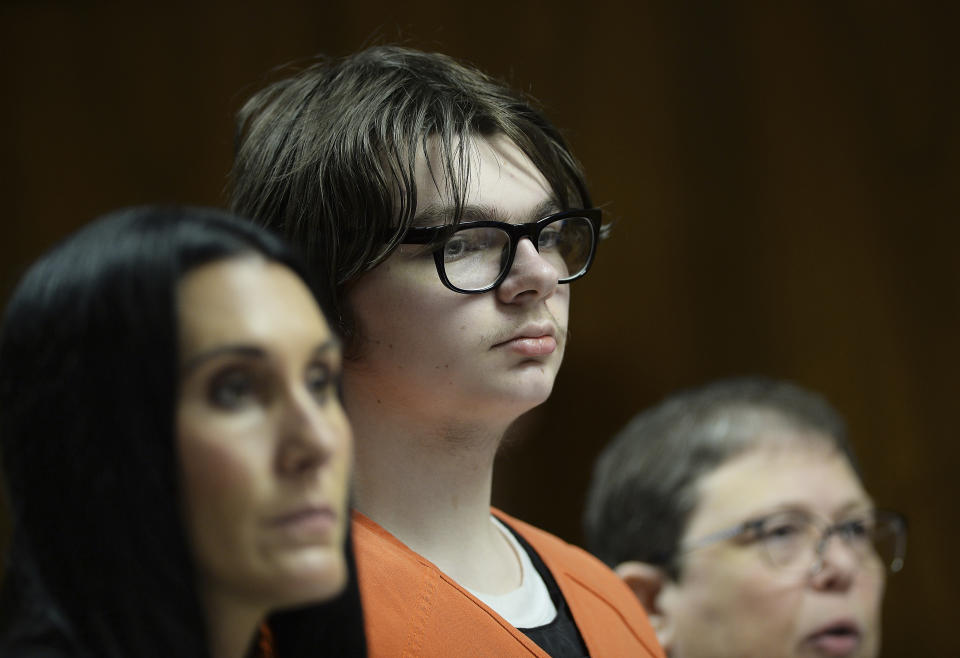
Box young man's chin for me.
[492,371,559,415]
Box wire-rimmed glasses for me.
[398,208,602,294]
[679,509,907,576]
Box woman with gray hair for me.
[584,377,906,658]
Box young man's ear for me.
[614,561,674,650]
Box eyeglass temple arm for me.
[678,520,756,556]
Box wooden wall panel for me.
[2,2,956,654]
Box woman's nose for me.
[809,534,860,592]
[275,393,341,478]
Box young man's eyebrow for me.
[412,198,563,227]
[530,198,563,220]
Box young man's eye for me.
[538,224,563,249]
[442,236,470,260]
[209,369,256,409]
[442,230,496,261]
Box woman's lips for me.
[267,506,337,543]
[496,335,557,356]
[803,621,862,656]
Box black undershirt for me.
[499,521,590,658]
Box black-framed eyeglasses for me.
[678,509,907,576]
[398,208,603,294]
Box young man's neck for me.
[348,394,525,593]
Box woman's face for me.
[660,440,885,658]
[176,257,352,615]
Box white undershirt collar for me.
[464,516,557,628]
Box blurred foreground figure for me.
[0,207,365,657]
[232,46,663,657]
[585,377,906,658]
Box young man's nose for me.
[495,237,560,304]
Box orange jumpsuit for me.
[353,509,665,657]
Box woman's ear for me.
[615,561,675,651]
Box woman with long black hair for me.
[0,206,366,657]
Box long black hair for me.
[0,206,364,657]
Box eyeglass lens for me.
[757,512,904,574]
[440,216,594,291]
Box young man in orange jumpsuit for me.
[231,45,664,657]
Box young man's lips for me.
[496,335,557,356]
[493,322,559,356]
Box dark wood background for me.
[2,3,956,655]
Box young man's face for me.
[343,134,570,428]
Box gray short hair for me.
[583,377,858,579]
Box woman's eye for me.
[838,519,872,542]
[209,369,256,409]
[306,363,333,401]
[766,523,800,538]
[758,519,806,546]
